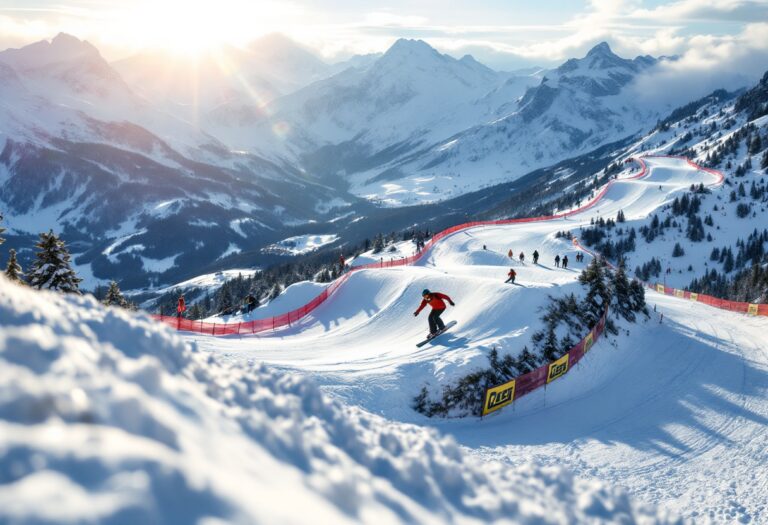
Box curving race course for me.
[184,156,768,520]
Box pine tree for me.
[188,303,204,320]
[27,230,81,293]
[103,281,129,308]
[4,248,23,283]
[612,261,635,321]
[372,233,384,254]
[542,321,560,362]
[218,284,234,312]
[0,212,5,246]
[578,256,612,326]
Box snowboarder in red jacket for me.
[505,268,516,284]
[414,289,454,338]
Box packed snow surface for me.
[192,158,768,521]
[0,278,662,524]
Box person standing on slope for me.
[533,250,539,264]
[505,268,517,284]
[177,294,186,319]
[519,251,525,263]
[562,255,569,269]
[555,255,561,268]
[414,289,455,338]
[508,249,514,259]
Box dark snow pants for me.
[428,308,446,334]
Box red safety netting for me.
[645,283,766,317]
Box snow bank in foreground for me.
[0,277,665,524]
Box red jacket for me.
[177,297,186,313]
[415,292,453,314]
[508,269,516,277]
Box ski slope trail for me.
[191,157,768,519]
[193,156,721,408]
[456,293,768,523]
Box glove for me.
[413,311,418,316]
[450,302,455,306]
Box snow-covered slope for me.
[187,156,768,520]
[574,76,768,295]
[0,276,663,524]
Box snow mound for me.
[0,277,664,523]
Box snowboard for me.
[416,320,457,347]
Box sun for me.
[123,0,277,57]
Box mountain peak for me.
[385,39,440,59]
[0,32,101,71]
[586,42,616,58]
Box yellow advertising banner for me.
[482,379,516,416]
[583,331,595,353]
[656,284,665,293]
[547,354,570,384]
[690,293,698,301]
[675,289,685,298]
[748,304,759,316]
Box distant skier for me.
[339,254,346,268]
[519,251,525,263]
[177,294,186,319]
[244,293,258,314]
[483,244,487,250]
[562,255,569,269]
[414,289,455,338]
[555,255,561,268]
[508,249,514,259]
[505,268,517,284]
[533,250,539,264]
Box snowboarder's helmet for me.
[422,289,431,297]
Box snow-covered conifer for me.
[103,281,129,308]
[27,230,81,294]
[4,248,23,283]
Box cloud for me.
[629,22,768,110]
[630,0,768,22]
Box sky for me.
[0,0,766,72]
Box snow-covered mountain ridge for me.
[344,41,663,205]
[0,32,761,292]
[0,34,366,290]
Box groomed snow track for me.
[185,156,768,522]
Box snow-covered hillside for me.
[575,74,768,297]
[0,276,664,524]
[185,156,768,521]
